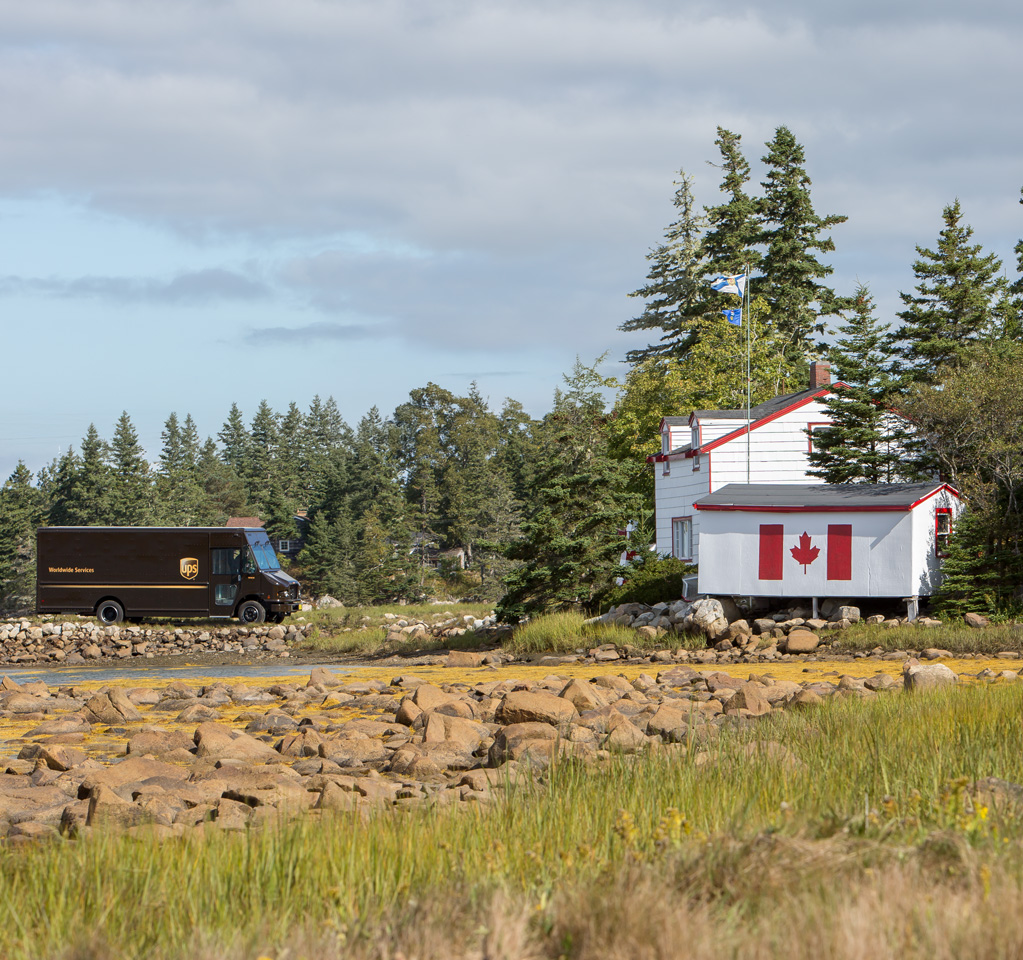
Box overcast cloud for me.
[0,0,1020,477]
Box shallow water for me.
[0,660,371,686]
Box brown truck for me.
[36,526,301,625]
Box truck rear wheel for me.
[238,600,266,624]
[96,600,124,625]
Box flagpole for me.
[745,263,751,484]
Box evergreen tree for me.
[620,172,709,362]
[155,413,204,523]
[195,438,252,523]
[1012,186,1023,299]
[703,127,762,282]
[246,400,280,505]
[303,395,352,503]
[808,284,913,483]
[757,125,848,358]
[894,199,1006,384]
[49,426,111,525]
[218,403,250,477]
[277,402,305,502]
[497,359,640,622]
[0,463,43,613]
[298,507,360,601]
[107,411,152,525]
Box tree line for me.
[1,126,1021,618]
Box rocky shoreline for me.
[0,654,1014,843]
[0,618,313,665]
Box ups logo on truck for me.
[179,557,199,580]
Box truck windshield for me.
[246,538,281,572]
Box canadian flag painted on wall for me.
[758,524,852,581]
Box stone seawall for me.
[0,619,313,665]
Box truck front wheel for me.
[237,600,266,624]
[96,600,124,625]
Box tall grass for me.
[830,621,1023,655]
[506,611,701,655]
[4,684,1023,957]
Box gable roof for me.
[693,482,959,513]
[649,385,839,463]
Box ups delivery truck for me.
[36,526,301,625]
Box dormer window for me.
[662,430,670,456]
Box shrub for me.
[596,553,695,613]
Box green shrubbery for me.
[597,552,695,613]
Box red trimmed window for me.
[807,422,830,454]
[935,508,952,557]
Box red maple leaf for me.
[790,532,819,573]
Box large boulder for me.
[785,629,820,654]
[496,691,577,726]
[193,722,283,764]
[903,661,958,691]
[690,599,726,634]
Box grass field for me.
[4,682,1023,958]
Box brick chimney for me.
[809,360,831,390]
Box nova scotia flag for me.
[710,272,746,297]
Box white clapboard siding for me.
[696,490,961,598]
[654,396,835,559]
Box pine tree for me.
[620,172,709,362]
[497,359,640,622]
[894,199,1006,384]
[757,126,848,358]
[107,411,152,525]
[808,284,912,483]
[0,462,43,613]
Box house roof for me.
[660,416,690,428]
[648,385,838,464]
[693,482,960,513]
[691,386,821,424]
[226,516,264,528]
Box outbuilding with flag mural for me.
[693,482,962,620]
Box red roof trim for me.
[908,483,961,508]
[694,503,912,513]
[686,387,832,458]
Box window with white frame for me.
[672,517,692,560]
[277,540,293,554]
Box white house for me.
[693,482,962,618]
[650,361,838,565]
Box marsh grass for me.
[6,684,1023,957]
[829,621,1023,656]
[505,611,703,655]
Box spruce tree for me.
[620,172,709,362]
[703,127,761,282]
[808,284,911,483]
[497,359,640,622]
[218,403,250,476]
[894,199,1006,384]
[156,413,204,524]
[49,426,111,525]
[757,126,847,358]
[107,411,152,525]
[195,438,251,523]
[0,463,43,613]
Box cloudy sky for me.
[2,0,1021,479]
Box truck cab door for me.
[209,546,247,617]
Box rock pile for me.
[0,619,312,665]
[0,658,1011,841]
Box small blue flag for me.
[710,273,746,296]
[722,308,742,326]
